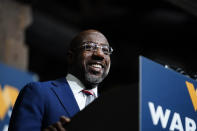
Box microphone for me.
[164,64,197,81]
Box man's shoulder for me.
[23,77,68,91]
[25,80,53,88]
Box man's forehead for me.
[80,31,109,45]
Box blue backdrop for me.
[0,62,37,131]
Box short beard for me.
[85,73,106,85]
[84,63,110,87]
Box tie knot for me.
[82,90,94,96]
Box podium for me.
[67,56,197,131]
[140,56,197,131]
[67,83,139,131]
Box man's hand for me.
[43,116,71,131]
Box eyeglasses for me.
[80,41,113,55]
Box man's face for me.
[73,31,111,85]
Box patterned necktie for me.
[82,90,95,106]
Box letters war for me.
[148,101,196,131]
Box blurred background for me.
[1,0,197,87]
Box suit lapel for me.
[51,78,80,118]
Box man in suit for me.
[8,29,113,131]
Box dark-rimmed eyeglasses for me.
[79,41,113,55]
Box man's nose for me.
[92,48,105,60]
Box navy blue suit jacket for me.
[8,78,80,131]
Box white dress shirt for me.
[66,74,98,110]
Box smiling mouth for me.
[88,63,104,74]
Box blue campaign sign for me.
[0,62,37,131]
[140,56,197,131]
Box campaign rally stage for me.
[5,56,193,131]
[140,56,197,131]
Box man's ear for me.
[67,50,74,65]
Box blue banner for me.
[0,62,37,131]
[140,56,197,131]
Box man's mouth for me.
[88,62,104,74]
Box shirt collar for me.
[66,73,98,97]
